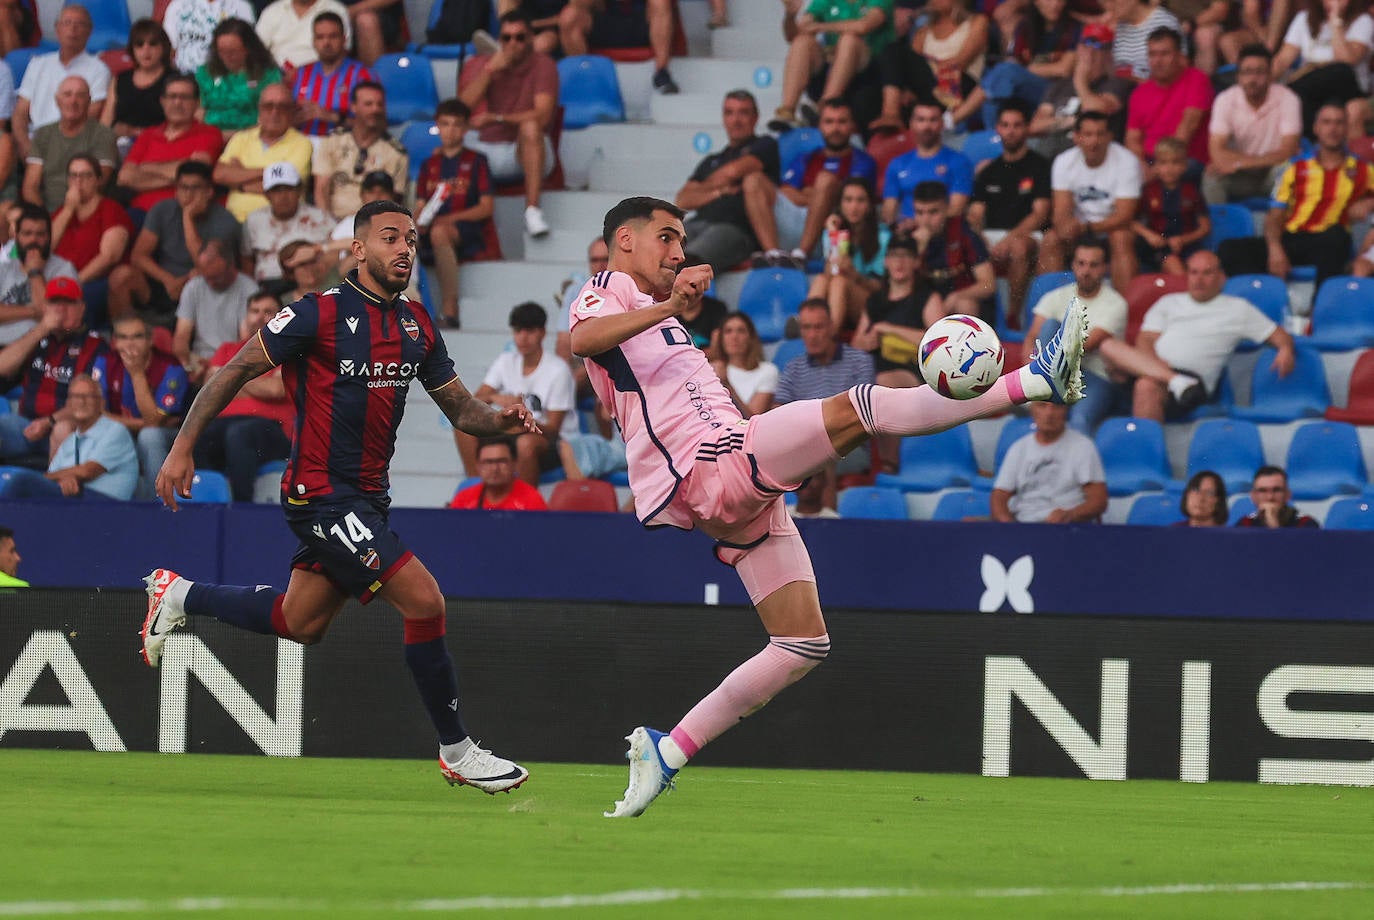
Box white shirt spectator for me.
[163,0,258,73]
[1284,11,1374,91]
[0,60,16,121]
[1141,292,1278,392]
[256,0,353,69]
[16,52,111,135]
[1032,283,1128,381]
[481,348,579,439]
[242,203,334,281]
[994,428,1106,522]
[726,362,779,406]
[1052,142,1142,224]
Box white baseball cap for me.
[263,161,302,190]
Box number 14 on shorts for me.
[330,512,375,553]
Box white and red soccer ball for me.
[918,314,1004,400]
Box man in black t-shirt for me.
[674,91,781,274]
[967,101,1051,327]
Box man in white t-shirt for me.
[1043,111,1141,292]
[456,300,576,485]
[256,0,353,69]
[1133,250,1296,421]
[1027,234,1202,433]
[12,5,110,158]
[991,400,1107,523]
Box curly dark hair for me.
[206,18,278,82]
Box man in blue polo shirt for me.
[881,98,974,225]
[0,373,137,499]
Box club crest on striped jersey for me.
[400,316,420,341]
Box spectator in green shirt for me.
[0,526,28,587]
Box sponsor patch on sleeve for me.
[267,306,295,334]
[576,291,605,316]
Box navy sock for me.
[184,583,282,636]
[404,626,467,745]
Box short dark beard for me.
[366,254,409,296]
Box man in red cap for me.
[0,276,108,462]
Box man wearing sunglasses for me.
[460,10,558,238]
[314,79,407,221]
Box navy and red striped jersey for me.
[781,145,878,191]
[258,269,457,502]
[17,331,109,419]
[104,347,190,420]
[1140,179,1206,238]
[291,58,375,137]
[918,216,990,297]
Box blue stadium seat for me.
[1288,265,1317,282]
[1285,421,1367,499]
[1025,271,1074,315]
[837,485,908,519]
[874,426,978,492]
[1126,492,1184,526]
[1224,274,1287,328]
[770,336,805,370]
[777,127,824,172]
[5,41,56,84]
[1185,418,1264,495]
[737,267,808,342]
[1230,344,1330,422]
[451,476,480,500]
[1227,495,1256,525]
[1207,203,1255,249]
[959,128,1002,166]
[1323,497,1374,530]
[1306,276,1374,350]
[994,414,1035,470]
[181,471,231,504]
[399,121,441,183]
[1094,417,1170,496]
[930,488,990,521]
[68,0,129,52]
[372,54,440,124]
[557,55,625,129]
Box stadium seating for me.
[1206,203,1255,249]
[770,336,805,371]
[836,485,908,519]
[1323,497,1374,530]
[372,54,440,124]
[866,130,914,193]
[548,479,618,512]
[1094,417,1171,495]
[1124,273,1187,343]
[874,426,978,492]
[1325,350,1374,424]
[1305,276,1374,350]
[1227,494,1256,524]
[1285,421,1366,499]
[958,129,1002,166]
[398,121,441,183]
[930,488,990,521]
[1231,344,1330,422]
[71,0,130,52]
[1025,271,1074,317]
[1185,418,1264,495]
[777,127,824,172]
[181,471,231,504]
[1224,274,1287,328]
[1126,492,1183,526]
[5,42,56,84]
[737,267,808,342]
[557,55,625,129]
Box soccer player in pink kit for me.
[575,197,1088,818]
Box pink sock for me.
[671,635,830,759]
[848,372,1023,439]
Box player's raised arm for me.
[428,372,542,439]
[570,264,712,358]
[155,336,276,510]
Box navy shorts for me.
[284,495,414,603]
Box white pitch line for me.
[1,882,1371,915]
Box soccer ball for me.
[918,315,1004,399]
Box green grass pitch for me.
[1,750,1371,918]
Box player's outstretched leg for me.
[604,726,679,818]
[141,569,291,667]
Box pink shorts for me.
[668,401,838,605]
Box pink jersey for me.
[570,270,742,525]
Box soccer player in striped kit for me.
[141,200,538,794]
[574,197,1088,817]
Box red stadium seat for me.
[1124,273,1187,344]
[866,130,914,197]
[1326,350,1374,424]
[1349,135,1374,163]
[548,479,619,512]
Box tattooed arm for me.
[154,336,276,509]
[428,373,542,438]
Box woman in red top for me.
[51,154,134,308]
